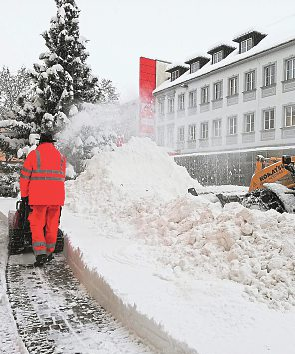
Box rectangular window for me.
[263,109,275,130]
[168,97,174,113]
[285,58,295,81]
[167,125,174,146]
[213,81,223,100]
[241,38,253,53]
[228,76,238,96]
[157,127,165,146]
[264,64,276,86]
[244,113,255,133]
[158,100,164,115]
[188,90,197,107]
[201,122,209,139]
[284,105,295,127]
[190,61,200,73]
[245,70,255,91]
[201,86,209,104]
[228,116,237,135]
[177,126,185,142]
[213,50,223,64]
[213,119,221,137]
[188,124,196,141]
[178,94,185,111]
[171,70,179,81]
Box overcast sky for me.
[0,0,294,102]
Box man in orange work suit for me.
[19,133,66,267]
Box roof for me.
[233,30,267,43]
[207,43,236,55]
[165,63,189,73]
[184,55,210,65]
[154,14,295,94]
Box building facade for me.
[153,24,295,156]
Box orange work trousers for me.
[28,205,61,256]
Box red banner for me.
[139,57,156,137]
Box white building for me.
[153,17,295,155]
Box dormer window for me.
[233,30,267,54]
[184,56,210,73]
[241,38,253,53]
[171,70,180,81]
[207,44,235,65]
[191,61,200,73]
[213,50,223,64]
[166,64,189,82]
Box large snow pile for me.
[65,137,201,208]
[66,137,295,310]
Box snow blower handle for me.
[16,198,31,230]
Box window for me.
[189,90,197,107]
[177,126,185,142]
[201,86,209,104]
[228,116,237,135]
[245,70,256,91]
[157,127,165,146]
[158,100,164,115]
[284,105,295,127]
[244,113,255,133]
[168,97,174,113]
[213,119,221,137]
[190,61,200,73]
[263,109,275,130]
[264,64,276,87]
[228,76,238,96]
[241,38,253,53]
[167,125,174,146]
[188,124,196,141]
[285,58,295,81]
[213,81,223,100]
[178,94,185,111]
[213,50,223,64]
[171,70,179,81]
[201,122,209,139]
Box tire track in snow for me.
[6,253,158,354]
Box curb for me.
[64,235,199,354]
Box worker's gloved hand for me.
[21,196,29,205]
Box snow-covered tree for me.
[0,66,31,120]
[0,0,118,163]
[31,0,118,134]
[0,66,35,161]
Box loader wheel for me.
[242,188,286,213]
[54,228,64,253]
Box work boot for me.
[34,254,47,267]
[46,253,54,263]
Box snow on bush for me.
[65,137,295,309]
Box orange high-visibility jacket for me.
[20,143,66,205]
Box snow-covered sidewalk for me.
[0,201,28,354]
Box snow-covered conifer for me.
[31,0,118,134]
[0,67,34,161]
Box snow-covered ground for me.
[0,206,28,354]
[1,137,295,354]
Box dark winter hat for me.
[39,133,56,144]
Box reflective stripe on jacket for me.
[20,143,66,205]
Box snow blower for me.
[8,199,64,255]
